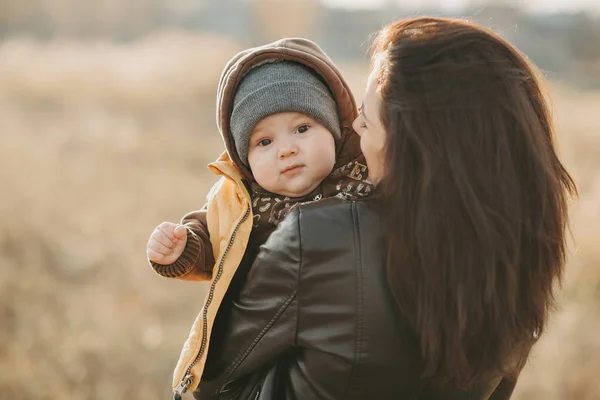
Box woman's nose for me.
[352,115,363,136]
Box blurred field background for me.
[0,1,599,399]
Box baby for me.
[146,39,372,397]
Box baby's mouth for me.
[282,164,304,175]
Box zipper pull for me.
[173,373,194,400]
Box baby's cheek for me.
[250,161,269,182]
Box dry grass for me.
[0,31,598,399]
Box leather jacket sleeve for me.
[196,200,367,399]
[196,205,303,399]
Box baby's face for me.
[247,112,336,198]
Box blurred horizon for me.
[324,0,600,14]
[1,1,599,399]
[2,0,600,88]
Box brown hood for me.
[216,37,361,182]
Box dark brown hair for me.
[371,17,577,388]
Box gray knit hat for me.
[230,60,341,166]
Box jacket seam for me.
[343,202,364,398]
[220,289,299,391]
[294,209,302,346]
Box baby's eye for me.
[258,139,272,147]
[296,125,309,134]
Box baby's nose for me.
[278,145,298,159]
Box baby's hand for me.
[146,222,188,265]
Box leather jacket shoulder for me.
[195,199,520,400]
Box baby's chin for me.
[277,184,321,199]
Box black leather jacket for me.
[195,199,521,400]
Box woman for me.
[193,17,576,399]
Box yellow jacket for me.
[172,151,254,396]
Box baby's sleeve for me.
[149,205,215,281]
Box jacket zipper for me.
[173,204,251,399]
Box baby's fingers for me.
[173,224,187,240]
[147,248,165,263]
[157,221,178,241]
[149,238,173,255]
[152,228,175,247]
